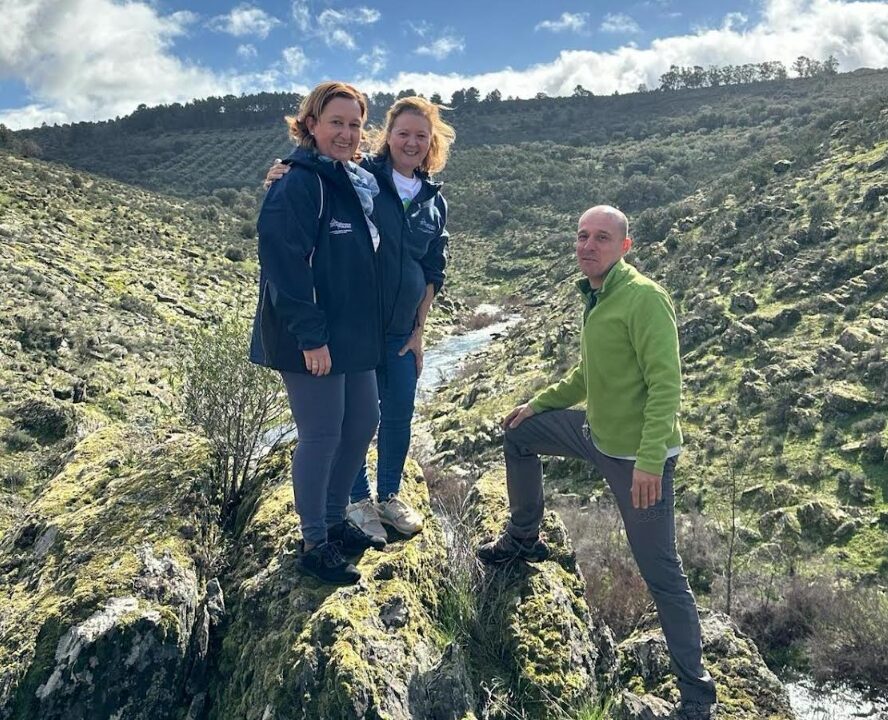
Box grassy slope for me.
[425,99,888,589]
[0,152,256,511]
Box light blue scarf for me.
[319,155,380,251]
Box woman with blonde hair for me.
[250,81,385,585]
[266,94,455,544]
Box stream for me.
[784,678,887,720]
[258,312,521,451]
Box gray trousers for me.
[504,409,716,704]
[280,370,379,546]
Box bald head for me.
[575,205,632,287]
[578,205,629,241]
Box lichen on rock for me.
[0,423,221,720]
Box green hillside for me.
[11,69,888,199]
[2,70,888,717]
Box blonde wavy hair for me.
[285,81,368,158]
[371,96,455,175]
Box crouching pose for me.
[478,205,718,720]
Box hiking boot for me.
[477,531,550,564]
[328,518,386,554]
[377,493,424,535]
[676,700,717,720]
[346,498,388,546]
[297,540,361,585]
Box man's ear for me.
[622,236,633,254]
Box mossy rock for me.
[464,470,615,718]
[0,424,220,720]
[618,610,797,719]
[211,450,474,720]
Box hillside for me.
[423,94,888,683]
[1,72,888,718]
[11,69,888,198]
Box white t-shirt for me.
[392,169,422,208]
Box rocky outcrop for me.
[618,611,797,719]
[464,471,617,718]
[210,450,473,720]
[0,424,221,720]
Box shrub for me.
[2,465,28,490]
[224,245,246,262]
[181,312,288,512]
[14,315,64,357]
[560,502,651,639]
[238,220,256,239]
[13,398,75,443]
[117,292,155,317]
[2,428,34,452]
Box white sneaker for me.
[346,498,387,544]
[377,493,424,535]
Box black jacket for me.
[249,148,381,374]
[363,155,448,336]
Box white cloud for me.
[3,0,888,130]
[209,4,281,39]
[601,13,641,34]
[282,46,308,75]
[536,12,589,33]
[0,0,306,129]
[237,43,258,59]
[316,6,380,49]
[406,20,432,38]
[722,12,749,30]
[359,45,388,76]
[291,0,311,31]
[415,34,465,60]
[359,0,888,99]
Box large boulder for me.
[465,471,617,718]
[211,451,474,720]
[618,611,797,719]
[0,425,221,720]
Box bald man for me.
[477,206,718,719]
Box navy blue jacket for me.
[363,155,448,336]
[249,148,381,374]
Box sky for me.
[1,0,887,129]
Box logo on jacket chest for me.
[330,218,353,235]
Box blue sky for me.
[1,0,887,128]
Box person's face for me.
[387,111,432,176]
[576,210,632,286]
[306,96,363,163]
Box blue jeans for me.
[352,332,418,502]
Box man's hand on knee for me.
[503,403,536,430]
[631,467,662,509]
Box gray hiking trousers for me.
[504,408,717,704]
[280,370,379,546]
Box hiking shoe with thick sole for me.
[328,518,386,554]
[377,493,424,535]
[346,498,388,546]
[477,531,550,564]
[297,540,361,585]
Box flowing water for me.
[258,312,520,452]
[785,678,887,720]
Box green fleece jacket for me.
[529,259,682,475]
